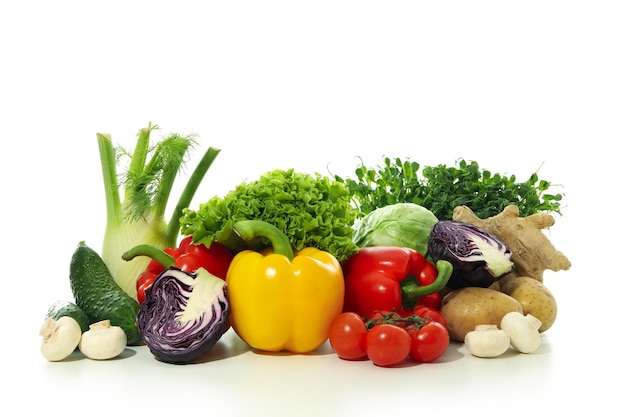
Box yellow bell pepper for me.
[226,220,345,353]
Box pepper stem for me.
[232,220,294,260]
[121,244,176,269]
[401,260,454,306]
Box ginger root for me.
[452,205,571,282]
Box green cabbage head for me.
[352,203,438,256]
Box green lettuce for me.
[179,168,359,263]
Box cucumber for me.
[46,300,91,333]
[69,241,141,345]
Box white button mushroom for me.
[500,311,542,353]
[79,320,127,360]
[464,324,511,358]
[39,316,82,362]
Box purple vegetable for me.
[428,220,513,289]
[137,267,229,364]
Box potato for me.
[496,276,557,332]
[441,287,523,342]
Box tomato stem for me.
[365,310,428,330]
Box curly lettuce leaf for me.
[180,169,359,263]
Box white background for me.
[1,1,624,416]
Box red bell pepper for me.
[124,236,234,303]
[342,246,453,319]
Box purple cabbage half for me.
[428,220,514,289]
[136,267,230,364]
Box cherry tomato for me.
[329,312,368,360]
[413,305,447,329]
[366,324,411,367]
[407,321,449,363]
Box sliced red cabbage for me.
[428,220,513,288]
[137,267,229,364]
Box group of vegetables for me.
[39,124,571,367]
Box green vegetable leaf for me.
[335,157,564,220]
[180,168,359,263]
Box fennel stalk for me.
[97,123,220,300]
